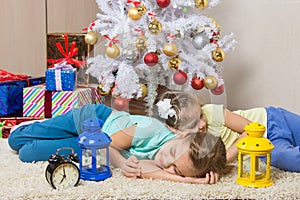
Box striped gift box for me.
[23,85,101,118]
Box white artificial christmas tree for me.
[85,0,236,113]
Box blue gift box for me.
[45,67,77,91]
[0,77,45,117]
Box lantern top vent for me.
[236,122,274,152]
[77,118,111,148]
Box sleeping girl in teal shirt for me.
[8,103,227,184]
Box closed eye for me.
[173,165,184,177]
[170,148,176,157]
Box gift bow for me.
[47,34,84,68]
[156,99,176,119]
[104,35,120,47]
[127,0,141,6]
[53,61,74,91]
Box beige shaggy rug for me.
[0,139,299,200]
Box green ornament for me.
[182,6,188,12]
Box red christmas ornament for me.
[144,52,159,66]
[211,84,225,95]
[191,77,204,90]
[113,97,129,111]
[173,70,187,85]
[156,0,171,8]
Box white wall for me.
[1,0,300,114]
[204,0,300,114]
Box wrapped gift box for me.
[0,77,45,117]
[47,33,97,85]
[45,67,77,91]
[23,85,102,118]
[0,117,43,138]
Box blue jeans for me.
[266,106,300,172]
[8,104,113,162]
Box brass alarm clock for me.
[45,148,80,189]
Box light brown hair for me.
[154,90,202,131]
[187,132,227,177]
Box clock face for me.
[50,162,80,189]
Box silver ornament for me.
[192,32,210,49]
[122,46,140,63]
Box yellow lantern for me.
[236,122,274,188]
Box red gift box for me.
[0,117,43,138]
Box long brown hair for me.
[188,132,227,177]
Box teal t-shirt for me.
[102,111,176,160]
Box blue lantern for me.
[77,118,112,181]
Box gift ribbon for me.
[53,61,74,91]
[0,69,29,85]
[43,86,100,118]
[47,33,84,68]
[44,90,53,118]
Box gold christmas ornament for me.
[139,84,148,99]
[163,42,178,57]
[168,57,181,70]
[105,44,120,59]
[204,75,218,89]
[195,0,207,9]
[97,84,110,96]
[137,4,147,15]
[148,19,162,35]
[84,31,98,45]
[212,46,225,62]
[136,35,147,50]
[128,7,142,20]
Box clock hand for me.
[59,167,66,183]
[63,166,66,176]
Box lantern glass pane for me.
[256,157,267,179]
[241,154,250,178]
[82,148,92,170]
[96,149,107,171]
[241,154,267,180]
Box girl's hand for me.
[182,171,219,184]
[121,156,141,178]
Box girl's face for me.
[198,113,207,133]
[154,136,196,177]
[174,112,207,135]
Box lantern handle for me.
[56,147,75,154]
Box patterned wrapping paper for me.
[23,85,102,118]
[0,117,43,138]
[0,77,45,117]
[45,67,77,91]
